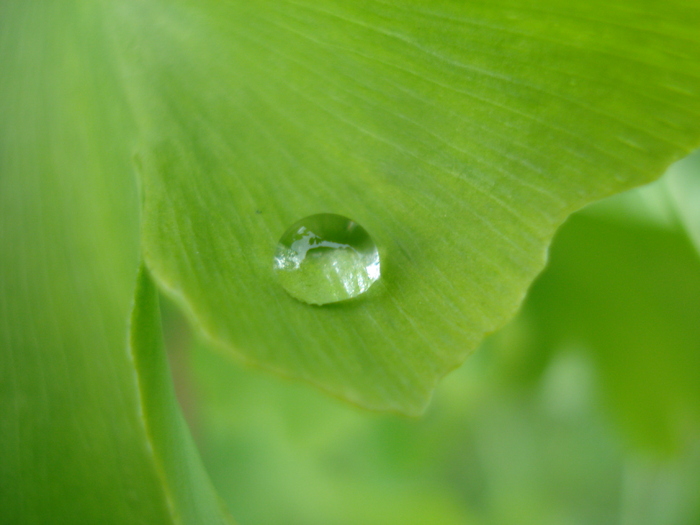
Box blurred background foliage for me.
[162,150,700,525]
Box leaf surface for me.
[117,0,700,413]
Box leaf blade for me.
[123,0,700,413]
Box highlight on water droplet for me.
[273,213,380,305]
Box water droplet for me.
[273,214,380,305]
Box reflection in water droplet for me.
[273,214,380,305]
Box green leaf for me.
[119,0,700,413]
[511,195,700,452]
[130,266,234,524]
[0,4,229,523]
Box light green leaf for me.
[117,0,700,413]
[0,4,229,523]
[667,150,700,254]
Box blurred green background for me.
[162,152,700,525]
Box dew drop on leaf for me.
[273,214,380,305]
